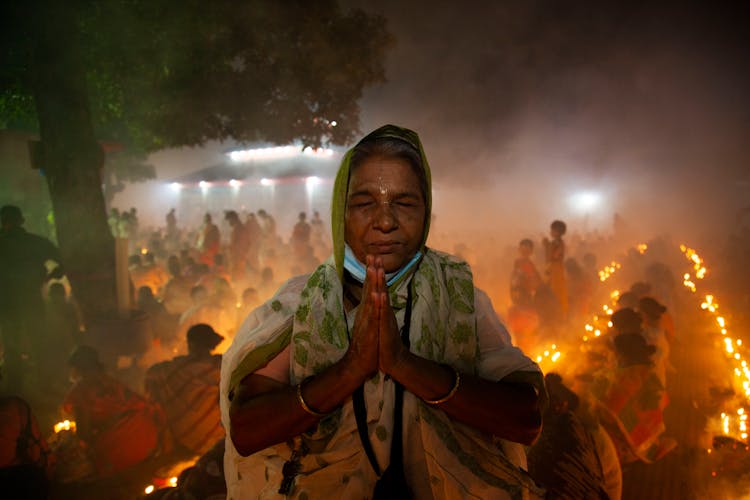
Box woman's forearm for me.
[229,351,368,456]
[389,352,542,445]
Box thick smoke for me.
[353,0,750,251]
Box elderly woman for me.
[221,125,545,499]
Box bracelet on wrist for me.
[296,375,330,418]
[423,365,461,405]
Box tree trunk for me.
[28,2,118,322]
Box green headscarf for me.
[331,124,433,281]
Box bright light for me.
[569,191,602,213]
[169,477,178,487]
[228,146,299,162]
[144,485,155,495]
[199,180,210,189]
[229,179,241,187]
[227,145,339,162]
[306,176,321,187]
[54,420,76,433]
[260,178,273,187]
[303,147,335,157]
[169,182,182,191]
[331,120,338,127]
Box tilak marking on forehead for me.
[378,176,388,196]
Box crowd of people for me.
[0,200,332,497]
[0,123,748,499]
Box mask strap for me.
[343,244,422,286]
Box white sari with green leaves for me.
[220,249,544,499]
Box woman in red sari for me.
[62,346,164,477]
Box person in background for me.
[162,255,194,316]
[62,346,165,478]
[528,373,621,500]
[244,212,262,272]
[197,213,221,267]
[599,309,675,464]
[236,287,260,330]
[290,212,312,253]
[44,283,81,391]
[137,286,177,349]
[139,252,170,297]
[507,238,542,353]
[225,210,250,282]
[145,324,225,457]
[638,297,673,387]
[543,219,568,318]
[0,392,53,499]
[0,204,64,392]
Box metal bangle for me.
[296,376,329,418]
[424,365,461,405]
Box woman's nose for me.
[373,202,397,231]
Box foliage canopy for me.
[1,0,391,153]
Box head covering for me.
[187,323,224,350]
[331,124,432,281]
[616,291,639,310]
[614,333,656,366]
[629,281,652,298]
[68,345,103,372]
[0,205,24,226]
[611,307,642,334]
[639,296,667,319]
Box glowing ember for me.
[54,420,76,433]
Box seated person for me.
[145,324,224,456]
[62,346,164,477]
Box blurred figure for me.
[616,291,639,311]
[244,212,262,271]
[137,286,178,348]
[290,212,311,251]
[162,255,194,316]
[510,238,542,302]
[136,252,170,297]
[177,286,234,353]
[542,219,568,317]
[256,266,278,301]
[145,324,224,456]
[62,346,164,477]
[638,297,673,386]
[507,239,542,352]
[310,209,330,262]
[107,207,120,236]
[236,287,260,329]
[157,439,226,500]
[528,373,621,500]
[44,283,81,390]
[0,204,64,391]
[598,309,674,464]
[165,208,179,252]
[0,391,53,499]
[225,210,250,281]
[197,213,220,266]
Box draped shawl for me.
[220,125,544,499]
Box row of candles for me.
[532,243,748,444]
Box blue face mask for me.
[344,244,422,287]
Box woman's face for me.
[345,155,426,273]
